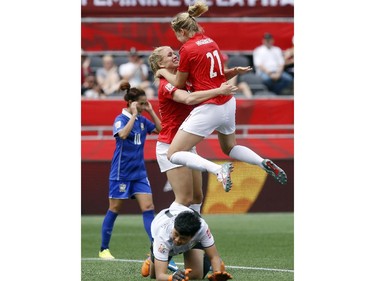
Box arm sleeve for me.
[253,47,261,68]
[177,46,190,73]
[113,117,125,136]
[119,63,133,77]
[160,79,178,100]
[200,220,215,248]
[152,238,170,262]
[141,64,149,77]
[144,117,156,134]
[276,48,285,65]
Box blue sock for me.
[100,210,118,251]
[142,210,154,242]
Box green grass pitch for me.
[81,213,294,281]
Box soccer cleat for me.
[141,257,151,277]
[216,162,234,192]
[262,159,287,185]
[98,249,115,260]
[168,259,178,272]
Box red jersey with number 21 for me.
[178,33,232,106]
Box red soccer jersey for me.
[157,78,194,144]
[178,33,232,105]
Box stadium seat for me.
[88,55,103,73]
[226,55,250,68]
[238,72,269,94]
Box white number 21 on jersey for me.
[206,50,224,78]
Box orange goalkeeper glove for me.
[168,268,192,281]
[207,271,233,281]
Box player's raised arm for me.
[224,66,252,80]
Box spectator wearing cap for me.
[119,47,156,98]
[253,33,293,95]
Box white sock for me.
[169,201,187,215]
[189,203,202,215]
[229,145,264,167]
[170,151,222,175]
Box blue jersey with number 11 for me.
[109,109,156,181]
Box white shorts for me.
[179,97,236,137]
[156,141,197,172]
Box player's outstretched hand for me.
[236,66,252,74]
[169,268,192,281]
[207,271,233,281]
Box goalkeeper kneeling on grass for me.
[141,203,233,281]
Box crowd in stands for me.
[81,33,294,99]
[81,48,157,99]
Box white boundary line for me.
[81,258,294,273]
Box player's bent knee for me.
[192,195,203,204]
[109,205,121,213]
[167,151,174,161]
[141,204,154,212]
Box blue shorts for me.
[109,177,152,199]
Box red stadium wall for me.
[81,22,294,53]
[81,99,294,214]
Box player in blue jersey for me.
[99,81,162,260]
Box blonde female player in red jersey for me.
[156,0,287,194]
[148,46,240,214]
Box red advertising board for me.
[81,22,294,52]
[81,0,294,18]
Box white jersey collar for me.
[122,108,138,119]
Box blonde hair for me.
[171,0,208,35]
[148,46,168,77]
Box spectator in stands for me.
[96,54,121,96]
[81,50,91,85]
[119,47,156,99]
[284,36,294,78]
[253,33,293,95]
[223,53,253,98]
[81,72,105,99]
